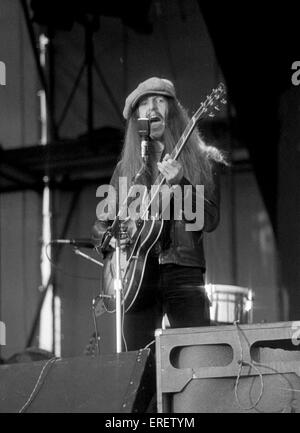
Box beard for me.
[149,118,166,140]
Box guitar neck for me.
[124,83,226,220]
[152,106,204,188]
[152,82,226,189]
[171,114,198,161]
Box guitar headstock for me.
[195,82,227,121]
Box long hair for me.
[119,98,226,195]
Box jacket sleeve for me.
[179,165,220,233]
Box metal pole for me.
[114,241,123,353]
[26,190,81,348]
[38,33,56,354]
[20,0,56,137]
[85,19,94,142]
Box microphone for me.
[137,117,150,162]
[51,238,95,249]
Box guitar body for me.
[102,218,164,313]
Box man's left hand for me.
[157,153,183,185]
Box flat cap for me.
[123,77,176,119]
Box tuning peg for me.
[214,106,220,111]
[208,113,215,118]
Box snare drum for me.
[206,284,253,324]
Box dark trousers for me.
[123,259,211,351]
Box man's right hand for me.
[119,222,132,250]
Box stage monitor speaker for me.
[156,321,300,413]
[0,349,155,413]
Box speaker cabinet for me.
[156,321,300,412]
[0,349,155,413]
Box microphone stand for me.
[100,218,123,353]
[73,247,103,267]
[71,246,103,356]
[100,118,151,354]
[138,117,150,165]
[132,118,151,184]
[114,228,123,353]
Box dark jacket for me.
[92,162,220,271]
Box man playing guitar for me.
[92,77,226,351]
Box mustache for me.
[147,112,164,122]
